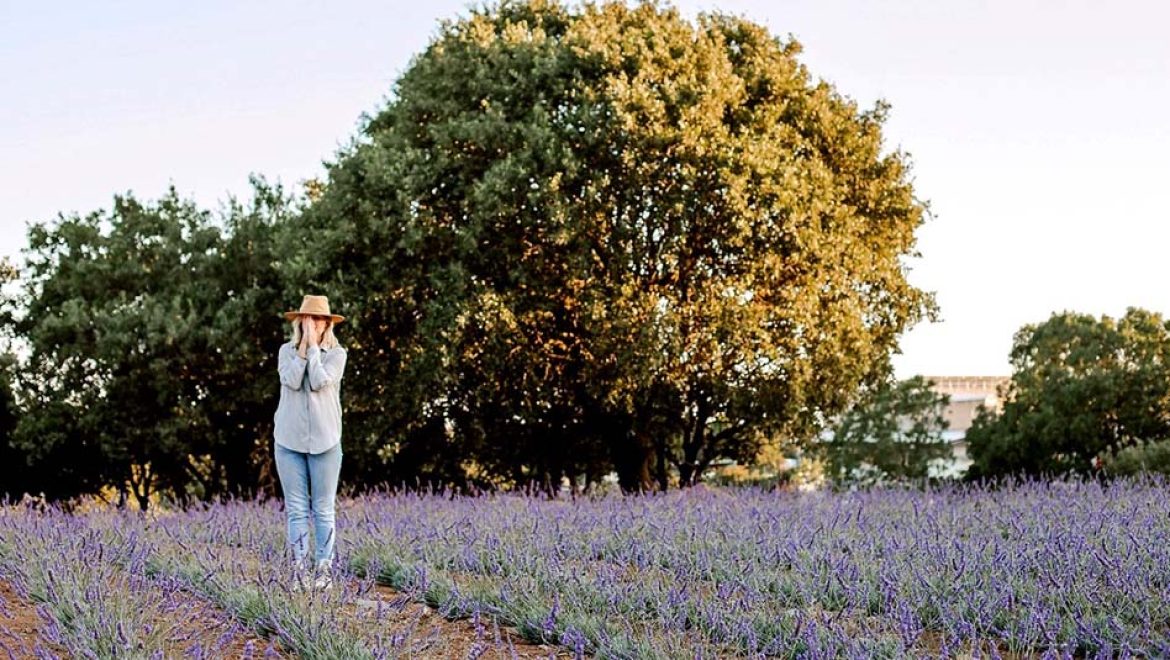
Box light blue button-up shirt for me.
[273,342,347,454]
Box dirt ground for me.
[0,577,68,659]
[0,575,576,659]
[356,581,575,658]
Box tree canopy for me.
[966,308,1170,479]
[3,0,935,504]
[292,0,934,491]
[11,180,292,509]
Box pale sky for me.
[2,1,1167,377]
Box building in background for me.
[714,375,1012,487]
[925,376,1009,478]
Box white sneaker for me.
[289,563,312,593]
[290,576,311,593]
[313,561,333,591]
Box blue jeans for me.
[274,442,343,568]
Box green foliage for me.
[705,462,794,490]
[0,352,29,502]
[819,376,952,485]
[0,259,32,502]
[3,1,936,499]
[292,0,934,491]
[1105,439,1170,477]
[967,308,1170,479]
[12,179,293,508]
[197,180,293,501]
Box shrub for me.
[1106,439,1170,476]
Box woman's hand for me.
[298,316,311,357]
[307,317,320,347]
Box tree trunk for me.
[612,428,654,493]
[678,396,710,487]
[129,462,152,512]
[254,435,280,500]
[654,432,670,491]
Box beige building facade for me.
[925,376,1009,478]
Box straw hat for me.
[283,295,345,324]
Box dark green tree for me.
[291,0,934,491]
[195,179,295,501]
[966,308,1170,479]
[0,257,32,502]
[818,376,952,485]
[14,191,217,508]
[13,180,294,509]
[0,353,24,502]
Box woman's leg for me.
[307,442,343,569]
[273,443,312,567]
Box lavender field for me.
[2,478,1169,659]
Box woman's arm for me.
[307,346,347,391]
[278,343,308,390]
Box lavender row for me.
[135,497,554,658]
[5,478,1168,658]
[0,506,268,659]
[337,478,1170,658]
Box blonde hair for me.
[289,317,340,350]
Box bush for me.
[1106,439,1170,477]
[704,462,794,490]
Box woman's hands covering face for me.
[302,315,324,347]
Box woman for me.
[273,294,348,592]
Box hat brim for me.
[283,312,345,324]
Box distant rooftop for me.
[925,376,1009,395]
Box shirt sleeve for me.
[278,343,307,390]
[307,346,347,392]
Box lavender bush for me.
[341,477,1170,657]
[0,505,273,659]
[2,477,1169,658]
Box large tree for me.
[13,180,293,508]
[289,0,934,491]
[966,308,1170,479]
